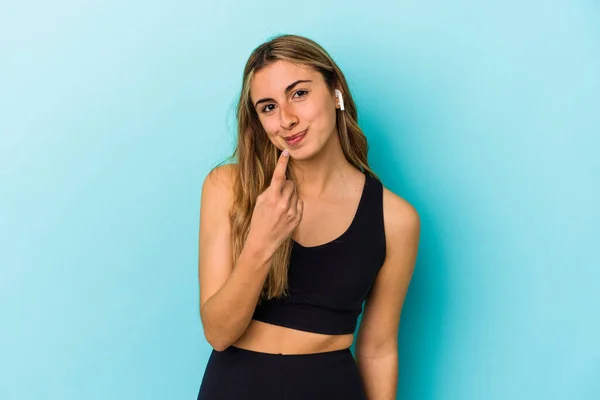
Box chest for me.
[292,194,362,248]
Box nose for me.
[279,103,298,130]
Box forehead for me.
[250,60,320,98]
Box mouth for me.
[284,129,308,146]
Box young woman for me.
[197,34,420,399]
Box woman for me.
[197,34,420,399]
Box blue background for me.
[1,1,598,399]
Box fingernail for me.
[282,150,289,156]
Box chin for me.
[290,146,322,162]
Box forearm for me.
[201,242,273,351]
[356,351,398,400]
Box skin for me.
[199,59,420,397]
[250,60,352,199]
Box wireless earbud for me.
[335,89,345,111]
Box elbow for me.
[200,302,243,352]
[204,329,235,352]
[208,339,228,352]
[203,326,227,352]
[200,302,226,351]
[201,318,236,352]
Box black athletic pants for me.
[197,345,368,399]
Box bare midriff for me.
[230,319,354,355]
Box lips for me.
[283,129,308,146]
[285,129,307,141]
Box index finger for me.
[270,149,290,189]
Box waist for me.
[231,319,354,355]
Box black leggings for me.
[197,345,367,399]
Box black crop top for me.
[251,172,387,335]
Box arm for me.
[198,164,273,352]
[198,152,301,352]
[355,188,420,399]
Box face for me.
[249,60,340,158]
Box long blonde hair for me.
[218,34,379,304]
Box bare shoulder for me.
[200,163,239,216]
[381,185,420,239]
[202,163,238,199]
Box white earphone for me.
[335,89,345,111]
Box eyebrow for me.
[253,79,312,109]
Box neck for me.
[289,132,360,199]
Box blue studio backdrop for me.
[1,1,598,399]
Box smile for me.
[284,129,308,146]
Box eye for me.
[260,90,308,114]
[293,90,308,98]
[261,104,276,113]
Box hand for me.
[246,150,304,254]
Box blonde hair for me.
[217,34,379,303]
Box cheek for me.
[299,101,326,130]
[309,99,336,132]
[304,100,322,120]
[259,119,283,148]
[259,117,278,136]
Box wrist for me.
[243,236,275,265]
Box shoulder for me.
[381,184,420,248]
[204,163,238,189]
[203,163,238,193]
[201,163,238,209]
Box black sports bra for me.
[251,172,386,335]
